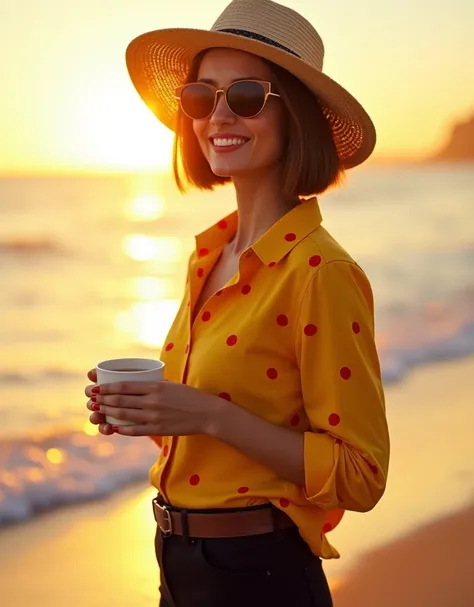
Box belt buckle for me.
[153,498,173,536]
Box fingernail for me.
[112,425,120,433]
[92,404,100,411]
[90,396,97,402]
[91,386,100,394]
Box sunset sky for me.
[2,0,473,174]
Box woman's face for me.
[192,48,286,180]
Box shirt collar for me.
[195,197,323,265]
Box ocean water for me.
[1,164,473,525]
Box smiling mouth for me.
[209,136,250,152]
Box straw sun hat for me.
[125,0,376,168]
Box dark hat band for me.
[217,28,301,58]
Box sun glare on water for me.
[126,194,166,222]
[122,234,182,263]
[46,448,64,465]
[115,300,180,349]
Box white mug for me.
[95,357,165,426]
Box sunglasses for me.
[175,79,280,120]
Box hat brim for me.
[126,28,376,169]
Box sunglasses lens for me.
[180,84,215,119]
[227,81,266,117]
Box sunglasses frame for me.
[175,79,280,120]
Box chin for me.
[210,163,256,178]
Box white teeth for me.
[212,137,247,147]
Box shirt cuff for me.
[303,430,339,510]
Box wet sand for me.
[333,503,474,607]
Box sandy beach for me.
[1,356,473,606]
[333,502,474,607]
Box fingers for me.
[86,369,153,437]
[87,381,162,396]
[85,384,96,398]
[113,424,152,437]
[85,367,98,398]
[87,404,113,434]
[97,405,159,424]
[88,409,106,424]
[88,411,114,435]
[92,394,148,409]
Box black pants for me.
[156,523,333,607]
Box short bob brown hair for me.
[172,50,344,197]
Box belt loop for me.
[181,508,190,542]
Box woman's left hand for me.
[84,380,223,437]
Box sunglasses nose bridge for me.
[210,88,235,121]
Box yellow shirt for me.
[152,196,390,559]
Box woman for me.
[85,0,390,605]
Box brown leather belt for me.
[152,497,296,538]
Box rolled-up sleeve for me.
[295,260,390,512]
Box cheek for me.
[250,112,285,158]
[259,135,282,159]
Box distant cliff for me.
[432,113,474,161]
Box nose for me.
[210,91,236,126]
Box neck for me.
[228,168,299,255]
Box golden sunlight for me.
[83,422,99,437]
[73,75,175,171]
[122,234,182,263]
[131,276,174,301]
[46,448,64,465]
[114,300,180,348]
[126,194,166,222]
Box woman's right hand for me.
[86,368,115,435]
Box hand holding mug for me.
[85,358,224,437]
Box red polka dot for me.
[266,368,278,380]
[277,314,289,326]
[202,311,211,322]
[238,486,249,494]
[226,334,238,346]
[197,267,204,278]
[290,414,300,426]
[328,413,340,426]
[268,261,276,268]
[189,474,200,486]
[285,232,296,242]
[163,445,169,457]
[198,247,209,258]
[309,255,322,267]
[216,290,223,296]
[165,342,174,351]
[279,498,290,508]
[217,219,227,229]
[340,367,352,380]
[218,392,231,401]
[304,324,317,336]
[241,284,252,295]
[322,522,332,534]
[352,321,360,334]
[369,463,379,475]
[185,344,189,354]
